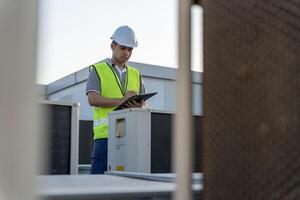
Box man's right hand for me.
[121,91,145,108]
[123,91,137,101]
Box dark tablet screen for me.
[114,92,157,110]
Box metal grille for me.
[151,113,202,173]
[151,113,172,173]
[203,0,300,199]
[79,120,94,164]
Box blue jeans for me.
[90,139,107,174]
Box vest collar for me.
[106,58,127,71]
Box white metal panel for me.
[143,77,165,110]
[193,84,202,115]
[108,109,151,173]
[164,80,177,111]
[70,103,80,174]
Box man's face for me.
[111,42,133,65]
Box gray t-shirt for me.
[86,58,145,95]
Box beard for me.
[117,56,129,64]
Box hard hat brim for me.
[111,38,138,48]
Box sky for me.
[36,0,203,84]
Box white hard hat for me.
[110,25,138,48]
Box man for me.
[86,25,145,174]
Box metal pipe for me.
[173,0,193,200]
[0,0,38,199]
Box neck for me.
[111,58,125,69]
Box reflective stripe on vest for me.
[93,62,140,140]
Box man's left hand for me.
[125,100,144,108]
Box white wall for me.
[48,82,92,120]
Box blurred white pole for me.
[0,0,38,200]
[174,0,193,200]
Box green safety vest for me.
[92,61,140,140]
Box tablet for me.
[114,92,157,110]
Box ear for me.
[111,42,116,50]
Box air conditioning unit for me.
[39,100,79,175]
[108,108,201,173]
